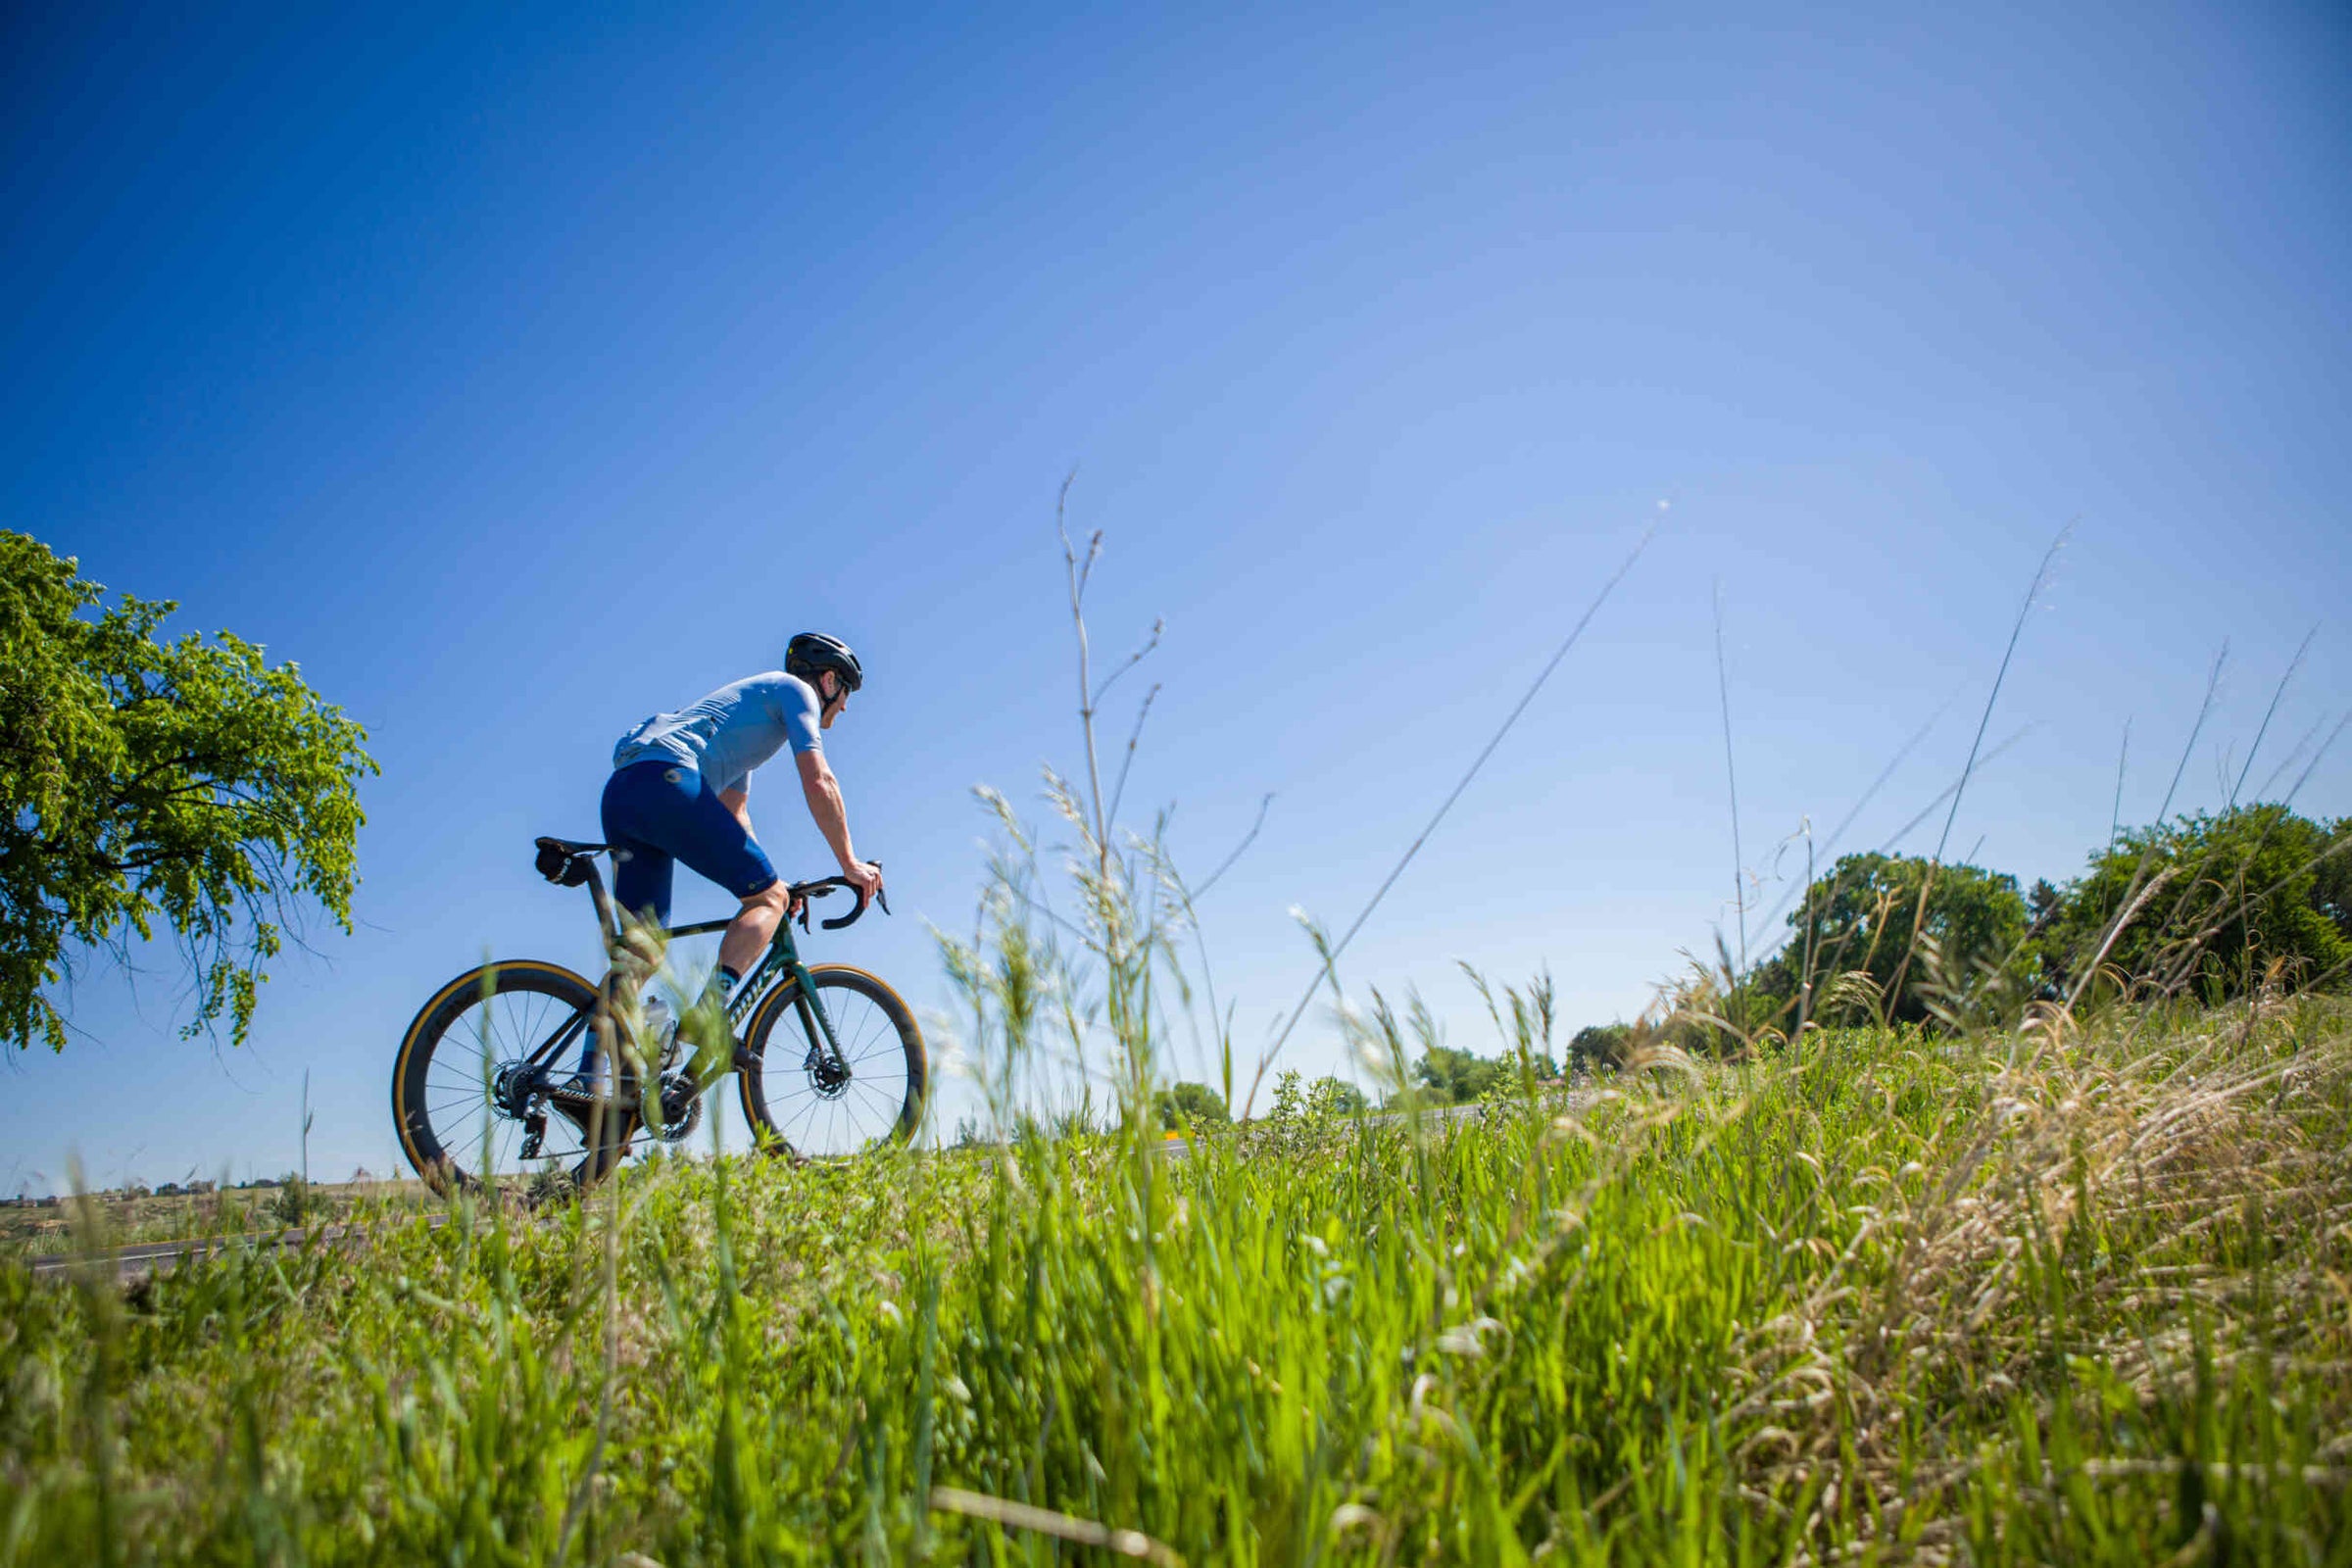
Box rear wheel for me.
[738,965,926,1159]
[391,961,633,1196]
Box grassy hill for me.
[4,999,2347,1564]
[1,1180,437,1262]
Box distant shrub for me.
[1156,1081,1231,1129]
[269,1177,312,1229]
[1305,1076,1368,1119]
[1569,1022,1633,1071]
[1413,1044,1508,1103]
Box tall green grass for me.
[3,995,2347,1563]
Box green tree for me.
[1155,1080,1231,1129]
[1,533,376,1051]
[1751,852,2031,1028]
[1413,1044,1507,1104]
[2035,805,2352,1003]
[1568,1022,1632,1071]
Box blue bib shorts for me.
[599,760,779,927]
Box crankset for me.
[653,1072,703,1143]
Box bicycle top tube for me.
[652,876,887,937]
[600,874,886,942]
[534,834,885,942]
[662,915,737,939]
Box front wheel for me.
[738,965,926,1159]
[391,960,633,1196]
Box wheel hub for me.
[491,1059,546,1118]
[805,1044,852,1099]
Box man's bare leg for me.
[718,880,791,979]
[680,881,793,1086]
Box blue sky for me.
[4,2,2347,1193]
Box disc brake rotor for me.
[804,1043,852,1100]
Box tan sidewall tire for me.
[391,959,623,1193]
[737,964,927,1156]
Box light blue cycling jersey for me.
[611,671,823,796]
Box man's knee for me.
[741,879,791,918]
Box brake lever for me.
[791,879,840,933]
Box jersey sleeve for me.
[777,676,824,755]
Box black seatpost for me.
[583,856,620,946]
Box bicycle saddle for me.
[533,836,608,887]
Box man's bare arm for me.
[795,751,859,874]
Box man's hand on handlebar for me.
[843,859,885,909]
[786,862,890,931]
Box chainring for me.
[653,1073,704,1143]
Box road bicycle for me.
[391,835,926,1193]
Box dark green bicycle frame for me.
[662,911,847,1071]
[587,871,851,1082]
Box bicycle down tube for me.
[588,861,879,1069]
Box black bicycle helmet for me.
[785,631,863,693]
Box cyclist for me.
[564,632,883,1091]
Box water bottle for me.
[643,996,680,1069]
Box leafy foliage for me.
[1412,1043,1509,1103]
[1154,1080,1231,1129]
[1305,1075,1368,1118]
[1256,1071,1371,1136]
[1749,851,2031,1028]
[1568,1021,1632,1071]
[0,532,375,1051]
[1733,811,2352,1040]
[2034,804,2352,1003]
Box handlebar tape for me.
[792,862,889,931]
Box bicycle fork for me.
[575,930,855,1121]
[731,946,852,1088]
